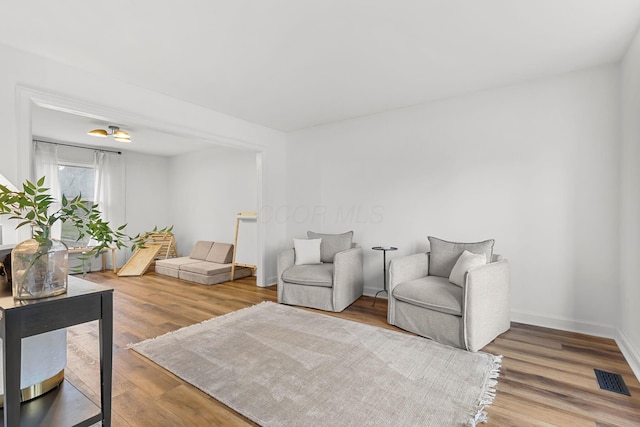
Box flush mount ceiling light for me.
[88,125,131,142]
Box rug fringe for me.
[126,301,275,350]
[469,354,502,426]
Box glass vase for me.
[11,238,68,300]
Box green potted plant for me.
[0,176,129,299]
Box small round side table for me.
[372,246,398,306]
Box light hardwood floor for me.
[66,272,640,426]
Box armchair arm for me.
[388,253,429,324]
[332,247,364,312]
[463,259,510,352]
[389,253,429,290]
[277,248,295,303]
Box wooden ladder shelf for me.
[231,212,257,281]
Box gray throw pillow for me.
[428,236,494,278]
[448,250,487,287]
[307,231,354,263]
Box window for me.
[58,164,96,248]
[34,140,125,259]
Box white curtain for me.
[93,150,126,267]
[33,141,62,239]
[15,142,68,393]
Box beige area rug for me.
[130,302,501,427]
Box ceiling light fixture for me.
[88,125,131,142]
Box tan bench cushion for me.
[180,261,232,275]
[190,241,214,260]
[156,257,201,269]
[206,242,234,264]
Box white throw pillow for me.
[449,250,486,287]
[293,238,322,265]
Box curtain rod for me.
[33,139,122,155]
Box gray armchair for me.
[388,237,510,352]
[277,231,364,312]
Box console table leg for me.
[3,313,22,426]
[99,292,113,426]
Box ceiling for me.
[2,0,640,136]
[31,106,212,157]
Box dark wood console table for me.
[0,276,113,426]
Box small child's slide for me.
[117,244,163,277]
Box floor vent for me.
[594,369,631,396]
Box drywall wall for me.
[620,26,640,379]
[169,146,258,267]
[123,152,172,263]
[287,64,620,337]
[124,152,172,235]
[0,42,287,286]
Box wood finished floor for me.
[66,271,640,426]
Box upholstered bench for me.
[155,240,251,285]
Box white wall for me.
[619,26,640,379]
[287,65,621,336]
[0,39,633,361]
[0,42,287,286]
[169,146,258,267]
[124,152,172,256]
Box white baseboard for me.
[510,310,640,382]
[616,328,640,382]
[268,281,640,381]
[510,309,616,339]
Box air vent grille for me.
[594,369,630,396]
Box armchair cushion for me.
[307,231,353,263]
[428,236,494,278]
[392,276,463,316]
[293,238,322,265]
[281,264,334,287]
[449,250,486,287]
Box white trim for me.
[15,85,267,283]
[360,293,640,382]
[510,309,616,339]
[255,152,265,287]
[16,86,33,185]
[15,87,35,242]
[616,328,640,382]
